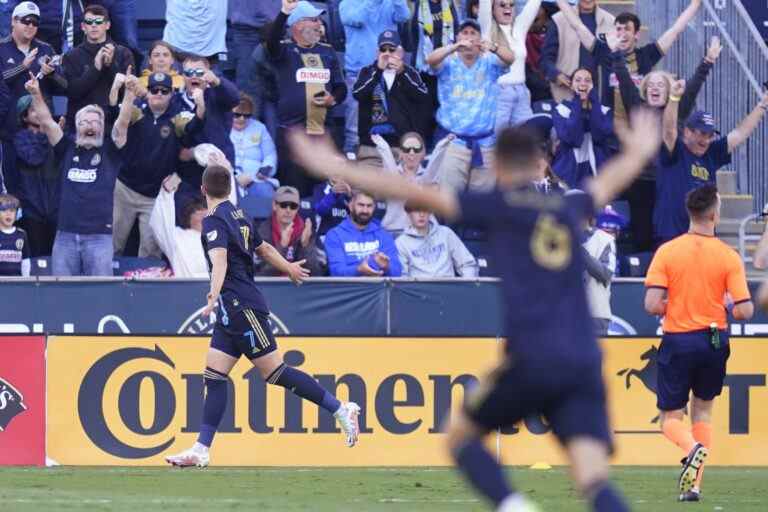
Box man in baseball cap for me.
[286,1,325,27]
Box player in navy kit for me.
[290,108,661,511]
[0,194,31,276]
[165,156,360,468]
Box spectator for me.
[112,72,205,258]
[533,161,568,195]
[339,0,411,157]
[525,2,557,103]
[552,67,613,189]
[352,30,429,168]
[230,93,278,220]
[0,193,30,276]
[92,0,140,63]
[149,173,208,278]
[655,87,768,246]
[240,32,279,142]
[426,19,513,192]
[33,0,86,54]
[173,54,239,211]
[228,0,281,91]
[24,69,133,276]
[466,0,480,19]
[62,4,134,130]
[12,94,60,256]
[312,177,352,239]
[541,0,614,102]
[163,0,227,59]
[396,202,478,278]
[478,0,543,132]
[137,41,185,95]
[255,186,322,276]
[581,203,619,337]
[410,0,460,73]
[371,131,451,233]
[266,0,347,196]
[325,190,401,276]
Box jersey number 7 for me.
[240,226,250,251]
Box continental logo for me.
[178,308,290,335]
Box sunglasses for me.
[401,145,423,154]
[149,87,171,95]
[233,112,252,119]
[18,17,40,27]
[278,202,299,210]
[379,46,397,53]
[83,18,107,26]
[0,201,19,211]
[183,69,206,78]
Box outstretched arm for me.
[24,73,62,146]
[554,0,597,51]
[662,79,685,152]
[727,93,768,153]
[657,0,702,54]
[112,66,136,149]
[255,242,310,284]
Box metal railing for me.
[739,212,763,262]
[638,0,768,209]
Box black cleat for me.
[678,489,701,502]
[678,443,708,494]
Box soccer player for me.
[289,108,662,511]
[644,184,753,502]
[165,156,360,468]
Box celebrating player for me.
[644,184,753,502]
[165,155,360,468]
[289,108,661,511]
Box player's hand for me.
[705,36,722,64]
[282,0,298,15]
[619,108,662,160]
[300,218,313,248]
[288,131,347,180]
[373,252,390,271]
[202,69,220,87]
[202,292,218,317]
[555,73,571,89]
[24,72,41,96]
[357,259,384,276]
[22,48,39,70]
[670,79,685,97]
[286,259,310,284]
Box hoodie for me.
[339,0,411,75]
[396,220,478,278]
[325,217,402,276]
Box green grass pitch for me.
[1,466,766,511]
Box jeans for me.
[495,83,534,135]
[52,231,114,276]
[229,24,262,92]
[343,72,359,154]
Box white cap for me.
[13,2,41,19]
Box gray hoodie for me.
[396,220,479,278]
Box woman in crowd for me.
[552,67,613,189]
[229,93,278,220]
[137,41,184,95]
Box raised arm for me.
[662,79,685,152]
[267,0,296,59]
[586,108,662,209]
[24,73,62,146]
[426,41,463,70]
[370,134,399,173]
[554,0,597,51]
[112,67,137,149]
[657,0,702,54]
[727,93,768,153]
[680,36,720,121]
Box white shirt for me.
[583,228,617,321]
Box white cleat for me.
[334,402,361,447]
[497,493,541,511]
[165,445,210,468]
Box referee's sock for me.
[586,480,629,512]
[453,438,512,506]
[692,422,712,489]
[197,367,229,448]
[662,417,696,454]
[267,363,341,414]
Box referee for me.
[644,184,753,503]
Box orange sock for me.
[662,417,696,454]
[692,422,712,489]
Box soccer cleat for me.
[334,402,361,447]
[165,445,210,468]
[678,443,708,494]
[497,493,541,511]
[678,488,701,502]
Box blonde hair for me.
[639,71,674,103]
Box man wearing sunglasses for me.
[62,4,134,131]
[112,71,206,260]
[352,30,429,169]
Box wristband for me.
[669,95,681,102]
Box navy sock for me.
[268,363,341,414]
[453,438,512,506]
[196,367,228,447]
[588,480,629,512]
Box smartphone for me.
[313,91,327,98]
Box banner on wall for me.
[0,336,46,466]
[46,336,768,466]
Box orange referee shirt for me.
[645,233,751,333]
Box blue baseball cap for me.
[597,206,628,232]
[286,1,325,27]
[685,110,719,135]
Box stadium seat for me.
[464,240,496,277]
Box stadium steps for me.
[717,170,738,194]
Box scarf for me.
[416,0,455,72]
[272,215,305,253]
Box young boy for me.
[0,194,31,276]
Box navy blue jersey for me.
[202,201,269,317]
[459,188,599,362]
[0,228,29,276]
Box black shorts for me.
[210,308,278,359]
[657,330,730,411]
[465,357,613,450]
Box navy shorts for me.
[657,330,730,411]
[465,357,613,450]
[210,308,278,359]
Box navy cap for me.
[148,72,173,90]
[457,19,482,34]
[378,30,400,48]
[685,110,718,135]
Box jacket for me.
[339,0,411,75]
[256,217,322,277]
[325,217,402,276]
[11,129,59,222]
[396,219,478,278]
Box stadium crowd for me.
[0,0,766,295]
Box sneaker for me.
[165,445,210,468]
[497,493,541,511]
[679,443,708,494]
[334,402,361,447]
[678,488,701,502]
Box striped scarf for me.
[416,0,455,72]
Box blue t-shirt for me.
[0,227,29,276]
[435,53,507,136]
[654,138,731,241]
[54,136,124,235]
[202,200,269,318]
[458,188,599,363]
